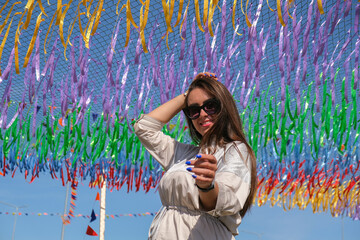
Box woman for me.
[134,72,257,239]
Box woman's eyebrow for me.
[188,103,200,107]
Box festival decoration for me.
[0,0,359,219]
[86,226,98,236]
[61,176,78,225]
[0,210,157,218]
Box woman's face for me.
[187,88,218,136]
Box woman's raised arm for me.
[147,93,187,124]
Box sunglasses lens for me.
[187,107,201,119]
[203,100,219,115]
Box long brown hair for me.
[184,76,257,218]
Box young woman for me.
[134,72,257,239]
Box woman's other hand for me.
[186,154,217,189]
[194,72,218,81]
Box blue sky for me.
[0,173,359,240]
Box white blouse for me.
[134,114,252,240]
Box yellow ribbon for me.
[207,0,219,37]
[231,0,242,35]
[240,0,252,27]
[0,0,10,17]
[174,0,184,28]
[78,11,86,42]
[277,0,286,27]
[255,178,360,218]
[126,0,138,28]
[317,0,324,15]
[84,1,100,48]
[266,0,275,12]
[124,0,139,48]
[62,0,79,60]
[203,0,209,26]
[161,0,176,49]
[15,11,27,74]
[23,12,44,68]
[43,10,57,55]
[0,1,21,35]
[179,0,190,40]
[37,0,48,17]
[0,14,17,75]
[55,0,63,25]
[23,1,37,30]
[286,0,294,20]
[59,1,73,49]
[194,0,205,32]
[116,0,123,15]
[65,3,82,49]
[139,0,150,53]
[162,0,175,33]
[85,0,94,18]
[91,0,104,36]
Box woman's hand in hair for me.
[194,72,218,81]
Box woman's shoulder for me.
[215,141,251,176]
[223,141,248,154]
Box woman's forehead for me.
[187,88,213,105]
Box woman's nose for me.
[199,108,208,117]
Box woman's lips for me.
[201,120,212,127]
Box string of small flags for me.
[0,211,156,218]
[61,176,79,225]
[85,192,101,237]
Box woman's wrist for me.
[196,181,215,192]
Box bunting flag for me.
[0,0,359,220]
[62,176,79,225]
[0,211,156,218]
[85,192,100,237]
[90,209,97,222]
[86,225,98,236]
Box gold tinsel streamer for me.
[23,12,44,68]
[179,0,190,40]
[0,7,22,76]
[317,0,325,15]
[256,179,360,218]
[59,0,73,55]
[0,0,10,18]
[139,0,150,53]
[125,0,139,48]
[240,0,252,27]
[43,10,57,55]
[277,0,286,27]
[0,0,328,75]
[231,0,242,35]
[15,11,26,74]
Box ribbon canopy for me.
[0,0,359,219]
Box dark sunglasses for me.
[183,98,220,120]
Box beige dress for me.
[134,114,252,240]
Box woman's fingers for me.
[185,154,217,169]
[190,167,215,178]
[186,154,217,185]
[194,72,218,81]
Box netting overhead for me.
[0,0,359,219]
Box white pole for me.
[60,182,70,240]
[100,178,107,240]
[0,201,27,240]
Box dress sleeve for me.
[133,114,176,170]
[208,142,252,217]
